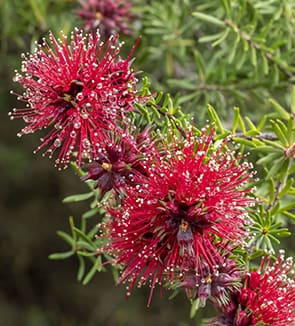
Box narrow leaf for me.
[207,104,224,133]
[56,230,75,246]
[278,178,294,199]
[232,137,255,147]
[270,120,289,146]
[77,255,86,282]
[190,298,200,319]
[49,251,74,260]
[82,256,102,285]
[192,12,225,27]
[269,99,290,120]
[250,46,257,66]
[63,192,94,203]
[74,227,96,247]
[199,32,225,43]
[265,157,284,179]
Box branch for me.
[224,19,295,78]
[230,132,278,141]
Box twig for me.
[229,132,278,141]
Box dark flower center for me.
[165,201,212,235]
[160,201,213,257]
[62,80,84,108]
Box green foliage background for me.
[0,0,294,325]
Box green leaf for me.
[77,255,85,282]
[207,104,224,133]
[82,256,102,285]
[270,120,289,146]
[278,178,294,199]
[282,211,295,221]
[220,0,231,15]
[229,34,240,63]
[263,139,285,150]
[254,145,282,153]
[168,289,179,300]
[69,162,84,177]
[232,107,240,133]
[212,28,230,46]
[277,201,295,213]
[76,250,96,257]
[82,207,100,219]
[244,116,257,132]
[262,54,269,75]
[73,227,96,248]
[265,157,285,179]
[232,137,255,147]
[264,236,274,252]
[190,298,200,319]
[250,46,257,66]
[237,110,246,133]
[257,115,268,131]
[192,12,225,27]
[256,152,281,165]
[274,230,291,237]
[56,230,75,246]
[249,250,266,260]
[63,192,94,203]
[48,251,74,260]
[199,32,226,43]
[269,99,291,120]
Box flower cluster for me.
[74,0,136,38]
[103,129,255,305]
[10,27,294,325]
[10,30,139,168]
[210,251,295,326]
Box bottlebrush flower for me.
[74,0,136,38]
[103,128,255,305]
[81,127,154,200]
[9,29,139,168]
[210,251,295,326]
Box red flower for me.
[81,127,154,200]
[10,30,139,168]
[74,0,136,38]
[103,128,255,305]
[211,252,295,326]
[239,252,295,326]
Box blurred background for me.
[1,0,294,325]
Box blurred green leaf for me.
[63,192,94,203]
[49,251,74,260]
